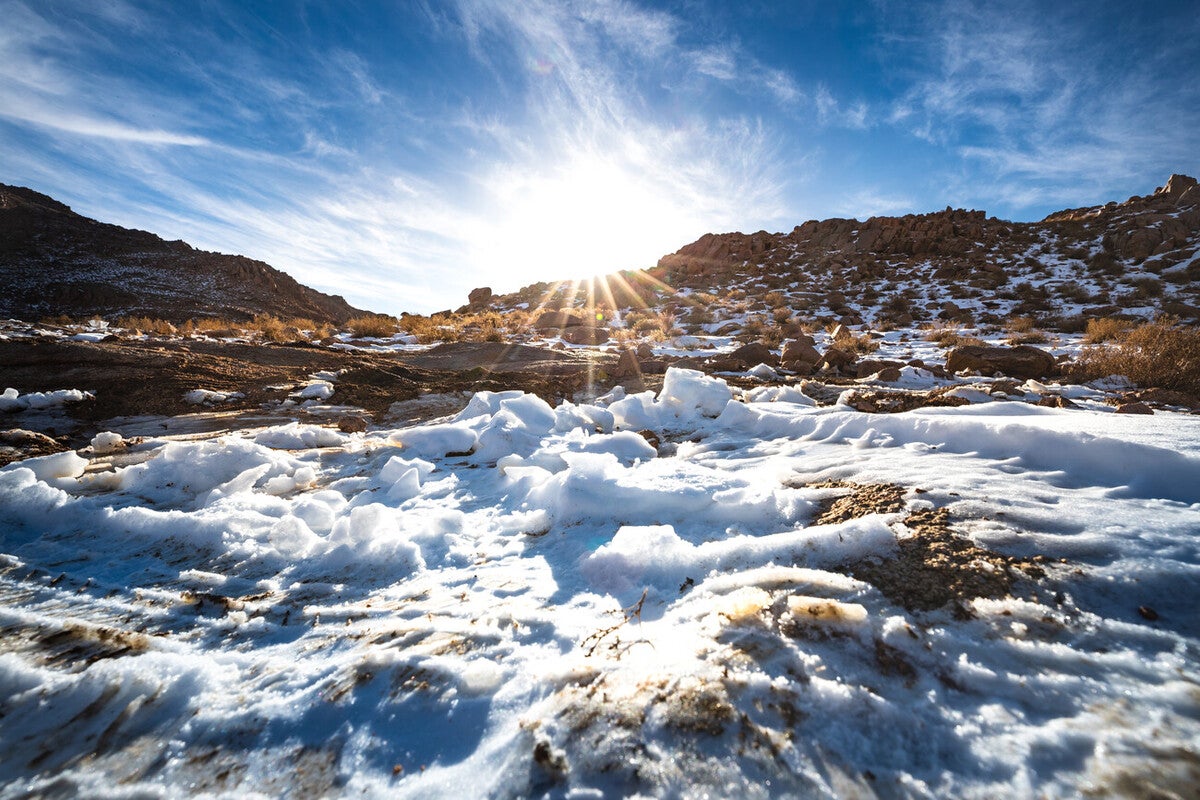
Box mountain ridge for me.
[569,173,1200,330]
[0,183,368,324]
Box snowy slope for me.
[1,369,1198,798]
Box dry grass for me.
[399,310,530,344]
[117,316,177,335]
[1073,317,1200,395]
[346,314,400,338]
[1083,317,1135,344]
[1004,317,1048,344]
[923,323,985,349]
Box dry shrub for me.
[39,314,76,326]
[923,323,984,349]
[1005,318,1048,344]
[1083,317,1134,343]
[1006,316,1036,333]
[1073,317,1200,395]
[251,314,292,342]
[346,314,400,338]
[118,316,177,335]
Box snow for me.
[0,387,93,412]
[183,388,244,405]
[1,367,1198,797]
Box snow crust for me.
[0,387,92,412]
[1,368,1198,797]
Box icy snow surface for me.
[1,368,1198,798]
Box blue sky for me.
[2,1,1198,315]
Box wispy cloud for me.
[885,0,1200,213]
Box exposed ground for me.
[0,337,622,447]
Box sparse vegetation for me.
[1004,316,1049,344]
[117,316,177,335]
[923,323,985,349]
[346,314,400,338]
[1073,317,1200,395]
[1083,317,1135,343]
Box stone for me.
[945,344,1057,379]
[780,340,821,370]
[533,310,587,330]
[1115,401,1153,415]
[636,342,654,360]
[337,415,370,433]
[560,326,609,345]
[610,349,640,379]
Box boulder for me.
[780,339,821,371]
[534,310,586,330]
[610,348,640,378]
[819,347,856,372]
[467,287,493,307]
[636,342,655,360]
[945,344,1057,379]
[560,326,609,345]
[1115,401,1153,415]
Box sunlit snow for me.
[1,368,1197,797]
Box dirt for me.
[0,337,622,450]
[852,507,1046,613]
[805,481,908,525]
[792,481,1047,612]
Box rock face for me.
[0,184,367,323]
[945,345,1057,379]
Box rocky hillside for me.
[0,184,366,324]
[490,174,1200,334]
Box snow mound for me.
[0,387,92,412]
[1,370,1199,798]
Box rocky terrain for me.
[478,174,1199,348]
[0,184,365,323]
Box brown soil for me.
[852,507,1046,613]
[792,481,1047,612]
[0,337,620,443]
[806,481,908,524]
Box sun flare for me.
[476,153,700,291]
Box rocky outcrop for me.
[0,183,367,323]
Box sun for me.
[475,153,699,291]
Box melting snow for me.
[1,368,1197,797]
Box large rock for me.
[780,339,821,371]
[610,348,640,378]
[818,347,856,373]
[534,310,587,330]
[467,287,493,307]
[560,326,609,345]
[945,344,1057,379]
